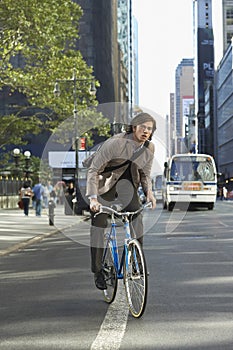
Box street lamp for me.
[13,148,20,164]
[13,148,21,178]
[54,68,96,213]
[24,150,31,180]
[12,148,31,181]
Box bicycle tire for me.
[123,239,148,318]
[102,240,118,303]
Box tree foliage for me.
[0,0,109,151]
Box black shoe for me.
[94,271,107,290]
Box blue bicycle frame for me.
[103,213,132,280]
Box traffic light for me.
[79,137,86,150]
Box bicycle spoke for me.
[127,277,145,309]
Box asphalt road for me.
[0,200,233,350]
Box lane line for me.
[90,281,128,350]
[218,220,229,227]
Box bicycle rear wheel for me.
[123,239,148,318]
[102,240,118,303]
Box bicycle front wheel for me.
[102,240,118,303]
[123,239,148,318]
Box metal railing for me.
[0,178,23,196]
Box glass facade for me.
[216,42,233,179]
[223,0,233,52]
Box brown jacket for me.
[86,132,155,197]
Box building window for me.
[227,9,233,19]
[205,3,209,10]
[227,32,233,44]
[226,9,233,26]
[206,22,209,28]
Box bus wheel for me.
[208,203,214,210]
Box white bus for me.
[162,154,217,211]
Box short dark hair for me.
[23,181,30,188]
[126,112,156,139]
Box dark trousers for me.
[22,197,30,216]
[35,199,42,216]
[90,170,143,273]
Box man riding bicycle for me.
[86,112,157,290]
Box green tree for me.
[0,0,109,152]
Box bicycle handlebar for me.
[94,201,152,218]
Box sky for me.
[132,0,223,118]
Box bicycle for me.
[94,201,151,318]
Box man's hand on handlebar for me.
[90,198,101,212]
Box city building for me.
[187,103,197,153]
[117,0,133,105]
[168,93,175,157]
[193,0,215,154]
[132,16,139,106]
[175,58,194,153]
[75,0,121,103]
[216,38,233,189]
[222,0,233,54]
[204,80,214,155]
[55,0,136,123]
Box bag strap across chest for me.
[102,140,149,173]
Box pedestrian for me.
[219,186,224,200]
[42,183,49,208]
[47,180,54,195]
[223,186,228,200]
[32,179,45,216]
[86,112,157,290]
[19,181,33,216]
[54,182,65,205]
[64,182,75,215]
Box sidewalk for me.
[0,204,90,257]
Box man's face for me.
[133,121,153,143]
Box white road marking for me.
[90,281,129,350]
[218,220,229,227]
